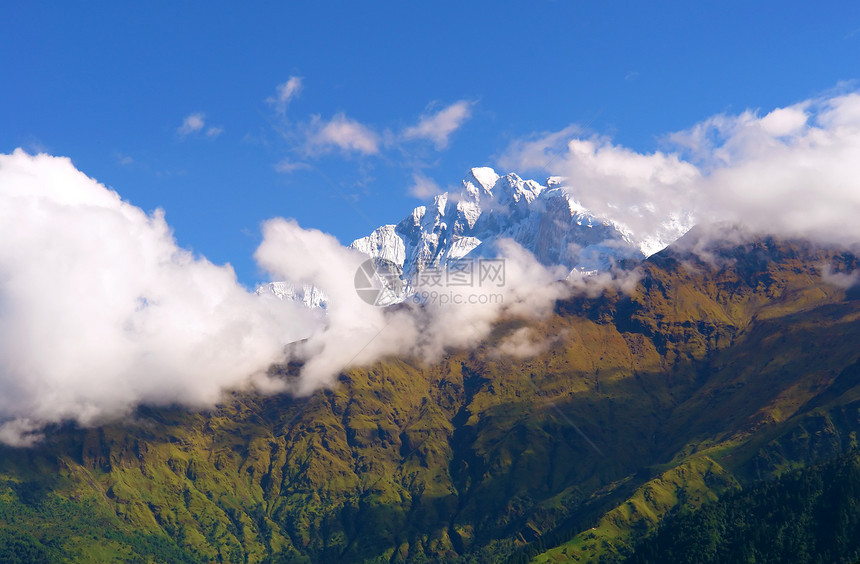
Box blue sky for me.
[4,1,858,286]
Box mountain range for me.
[258,167,692,303]
[0,224,858,562]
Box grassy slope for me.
[0,236,858,563]
[533,456,737,563]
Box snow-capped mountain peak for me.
[350,166,692,282]
[465,167,500,197]
[255,281,329,309]
[349,224,405,267]
[263,166,692,308]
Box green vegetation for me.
[0,236,857,562]
[627,449,860,564]
[0,478,196,563]
[532,456,738,562]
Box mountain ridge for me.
[350,167,691,285]
[0,231,857,563]
[260,167,693,308]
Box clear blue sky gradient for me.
[4,1,858,286]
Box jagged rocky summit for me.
[254,281,329,309]
[351,167,690,276]
[260,167,692,305]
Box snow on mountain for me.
[262,167,692,308]
[255,282,329,309]
[350,167,692,283]
[349,224,405,267]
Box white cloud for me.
[0,151,649,443]
[255,219,591,393]
[178,112,206,136]
[267,76,303,114]
[407,173,443,199]
[493,326,559,358]
[177,114,222,139]
[0,150,321,445]
[500,90,860,247]
[305,113,380,155]
[759,105,809,137]
[498,123,586,171]
[276,98,470,165]
[403,100,473,149]
[274,158,310,174]
[12,90,860,445]
[255,219,396,393]
[821,264,860,289]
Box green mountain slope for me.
[0,232,858,563]
[626,449,860,564]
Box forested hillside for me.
[626,450,860,564]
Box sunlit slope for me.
[0,233,858,563]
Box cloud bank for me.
[0,150,319,445]
[500,89,860,246]
[6,88,860,446]
[255,220,576,394]
[0,150,579,444]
